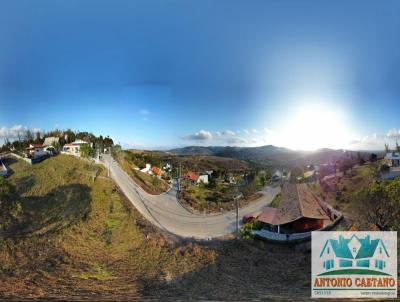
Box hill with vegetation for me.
[170,145,375,168]
[0,154,312,300]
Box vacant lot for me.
[0,155,312,301]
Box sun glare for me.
[278,104,353,151]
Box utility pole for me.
[178,163,182,192]
[235,194,239,239]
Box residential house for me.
[185,171,199,184]
[257,183,333,234]
[198,173,209,184]
[43,136,60,155]
[151,166,163,178]
[381,152,400,179]
[25,144,46,159]
[43,136,60,148]
[62,140,89,157]
[140,163,152,174]
[320,234,389,271]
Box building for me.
[43,136,60,148]
[184,171,199,184]
[151,166,163,178]
[198,174,209,184]
[25,144,46,159]
[381,152,400,179]
[140,163,152,174]
[62,140,89,157]
[257,183,333,234]
[320,234,389,271]
[384,152,400,167]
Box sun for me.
[278,103,354,151]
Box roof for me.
[269,183,330,225]
[303,170,315,178]
[185,171,199,181]
[43,136,60,146]
[71,139,89,145]
[26,143,43,149]
[257,207,277,224]
[385,152,400,160]
[320,235,389,259]
[151,166,163,176]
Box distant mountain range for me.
[169,145,375,168]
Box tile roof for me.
[257,207,277,224]
[185,171,199,181]
[151,166,163,176]
[270,183,330,225]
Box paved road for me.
[102,154,281,239]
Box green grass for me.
[270,192,281,208]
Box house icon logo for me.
[312,231,397,298]
[319,234,390,276]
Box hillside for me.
[170,145,373,168]
[0,155,312,300]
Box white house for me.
[25,144,46,159]
[198,174,209,184]
[384,152,400,167]
[43,136,60,148]
[140,163,152,174]
[62,140,89,157]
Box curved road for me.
[103,154,280,239]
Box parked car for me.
[242,214,255,224]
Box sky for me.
[1,0,400,151]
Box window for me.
[339,259,352,268]
[353,247,357,253]
[379,247,382,254]
[327,247,330,254]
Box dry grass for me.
[0,155,314,301]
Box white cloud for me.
[0,125,29,139]
[243,129,250,135]
[221,130,236,136]
[184,130,213,141]
[251,129,259,134]
[386,128,400,138]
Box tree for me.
[369,153,378,162]
[384,143,390,153]
[0,178,21,231]
[80,144,96,158]
[351,180,400,230]
[34,130,41,144]
[357,152,365,166]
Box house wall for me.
[291,217,324,232]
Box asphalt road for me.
[102,154,281,239]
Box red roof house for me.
[257,183,331,233]
[185,171,199,182]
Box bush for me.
[240,220,262,240]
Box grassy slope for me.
[0,155,215,300]
[0,155,312,300]
[117,154,170,195]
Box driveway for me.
[102,154,280,239]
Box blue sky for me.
[1,0,400,150]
